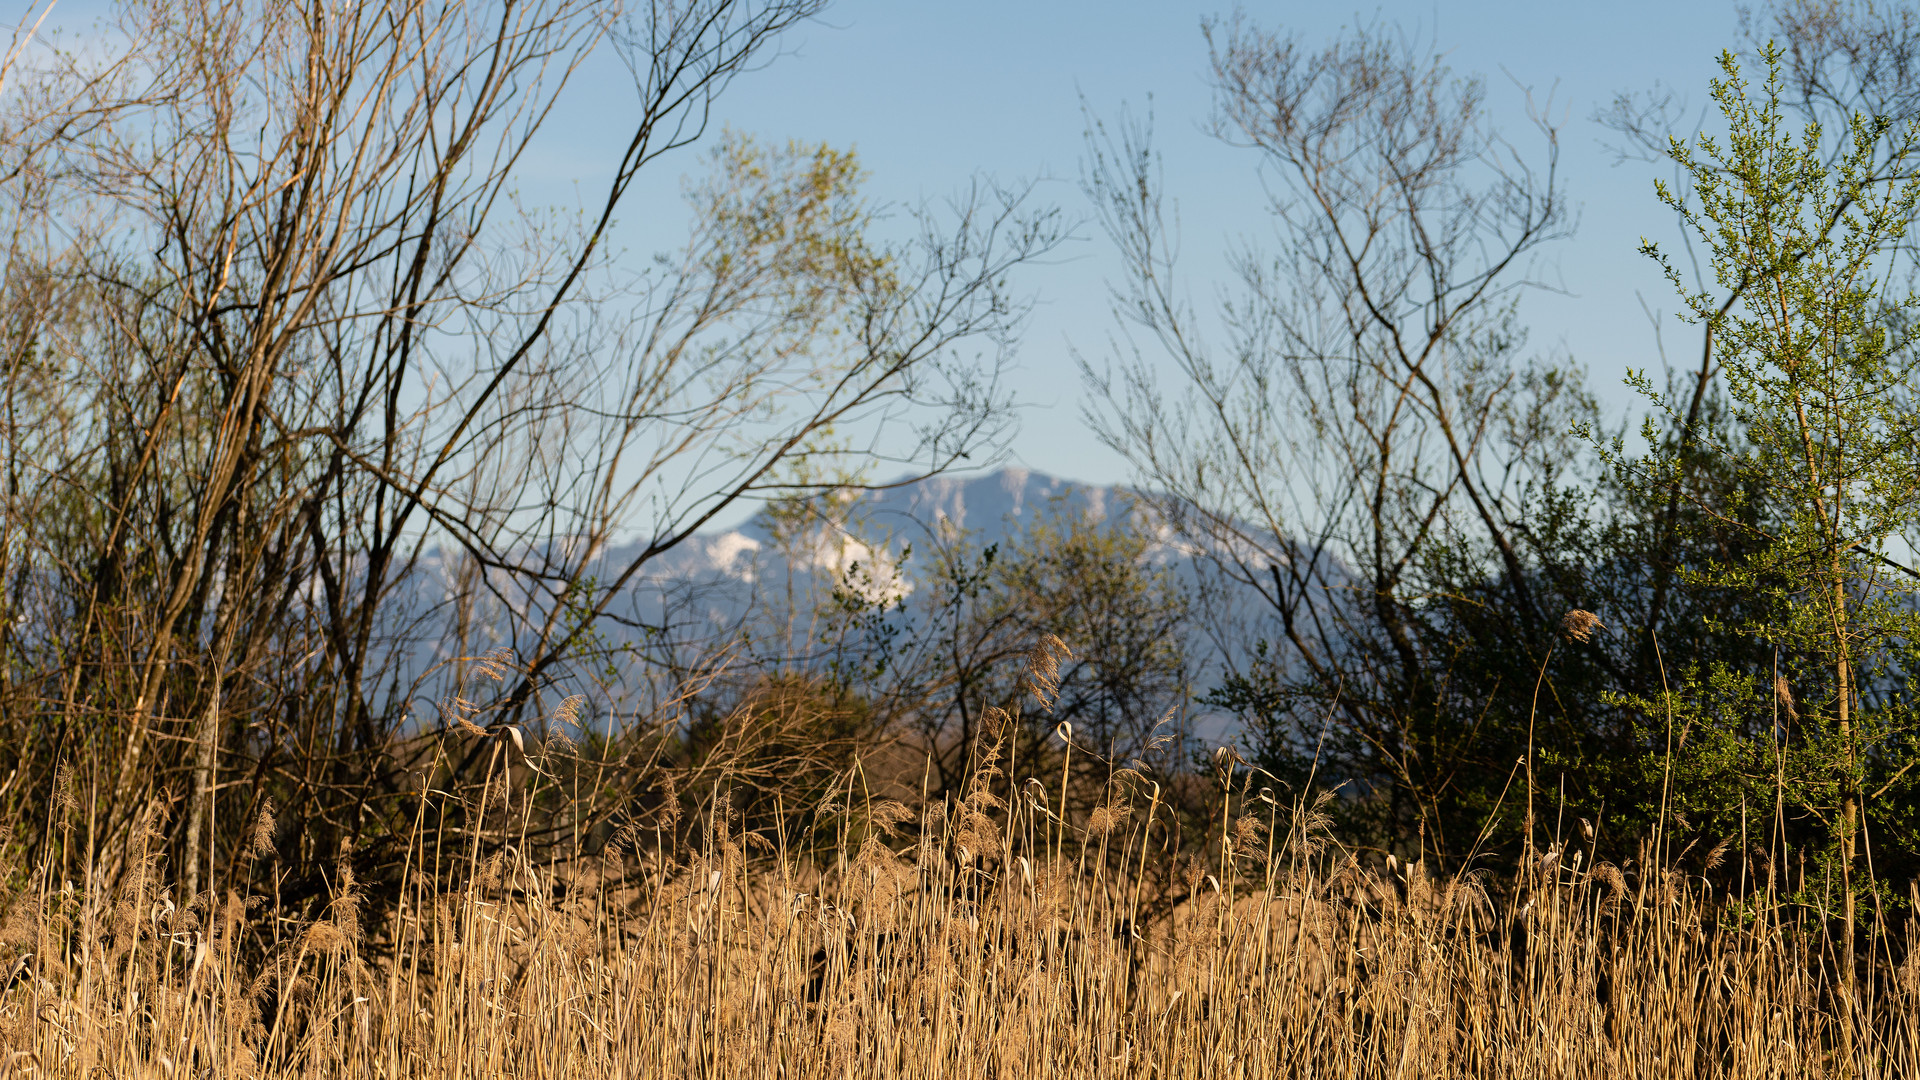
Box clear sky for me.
[596,0,1748,488]
[29,0,1758,491]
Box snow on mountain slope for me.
[394,468,1300,747]
[618,467,1137,584]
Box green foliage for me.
[1611,42,1920,877]
[997,494,1190,752]
[815,491,1192,801]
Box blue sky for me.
[31,0,1757,491]
[595,0,1747,488]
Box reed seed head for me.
[248,797,277,860]
[1774,673,1799,720]
[1025,634,1072,711]
[1561,609,1603,643]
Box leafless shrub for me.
[0,0,1058,892]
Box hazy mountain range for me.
[409,467,1164,674]
[396,466,1274,749]
[601,466,1165,639]
[644,466,1139,581]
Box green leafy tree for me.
[1612,43,1920,899]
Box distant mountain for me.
[848,467,1130,539]
[638,467,1135,586]
[403,468,1145,672]
[398,467,1254,744]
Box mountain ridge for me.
[636,466,1141,584]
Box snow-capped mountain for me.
[392,467,1287,751]
[636,467,1135,583]
[401,468,1151,673]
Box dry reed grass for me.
[0,742,1915,1079]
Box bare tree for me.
[1080,18,1577,850]
[0,0,1057,888]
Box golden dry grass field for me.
[2,739,1917,1080]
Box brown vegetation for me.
[4,0,1920,1075]
[1,693,1916,1078]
